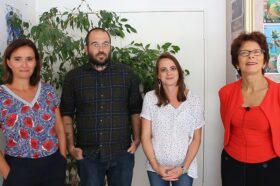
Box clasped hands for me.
[154,165,183,181]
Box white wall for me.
[36,1,216,14]
[0,0,36,53]
[0,3,7,53]
[201,2,226,186]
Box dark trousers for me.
[221,149,280,186]
[76,152,134,186]
[3,151,66,186]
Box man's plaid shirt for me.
[60,61,143,160]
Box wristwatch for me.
[181,166,188,174]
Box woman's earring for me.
[158,79,162,90]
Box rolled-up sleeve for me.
[193,95,205,129]
[140,92,152,121]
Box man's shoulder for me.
[111,61,133,72]
[65,63,89,77]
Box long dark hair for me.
[3,38,41,85]
[155,53,186,106]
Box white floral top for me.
[140,90,205,178]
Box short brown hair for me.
[231,31,269,76]
[2,38,41,85]
[154,53,186,106]
[85,27,111,46]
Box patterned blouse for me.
[0,82,59,158]
[140,90,205,178]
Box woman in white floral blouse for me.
[141,53,204,186]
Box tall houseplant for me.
[5,2,186,92]
[2,0,189,185]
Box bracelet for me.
[181,166,188,174]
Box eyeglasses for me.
[90,41,111,49]
[238,49,264,57]
[159,66,177,73]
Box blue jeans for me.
[77,152,134,186]
[147,171,193,186]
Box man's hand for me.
[69,146,83,160]
[127,140,140,154]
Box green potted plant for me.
[4,1,185,91]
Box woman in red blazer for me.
[219,31,280,186]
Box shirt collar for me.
[85,60,113,72]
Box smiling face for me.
[6,46,37,81]
[237,41,265,77]
[157,58,179,87]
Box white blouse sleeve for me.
[193,95,205,129]
[140,91,153,121]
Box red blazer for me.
[219,78,280,156]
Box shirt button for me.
[101,94,104,97]
[100,119,103,122]
[100,106,103,109]
[100,132,103,135]
[99,145,103,147]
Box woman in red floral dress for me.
[0,38,66,186]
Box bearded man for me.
[60,27,142,186]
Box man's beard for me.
[89,52,111,68]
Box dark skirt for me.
[3,151,66,186]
